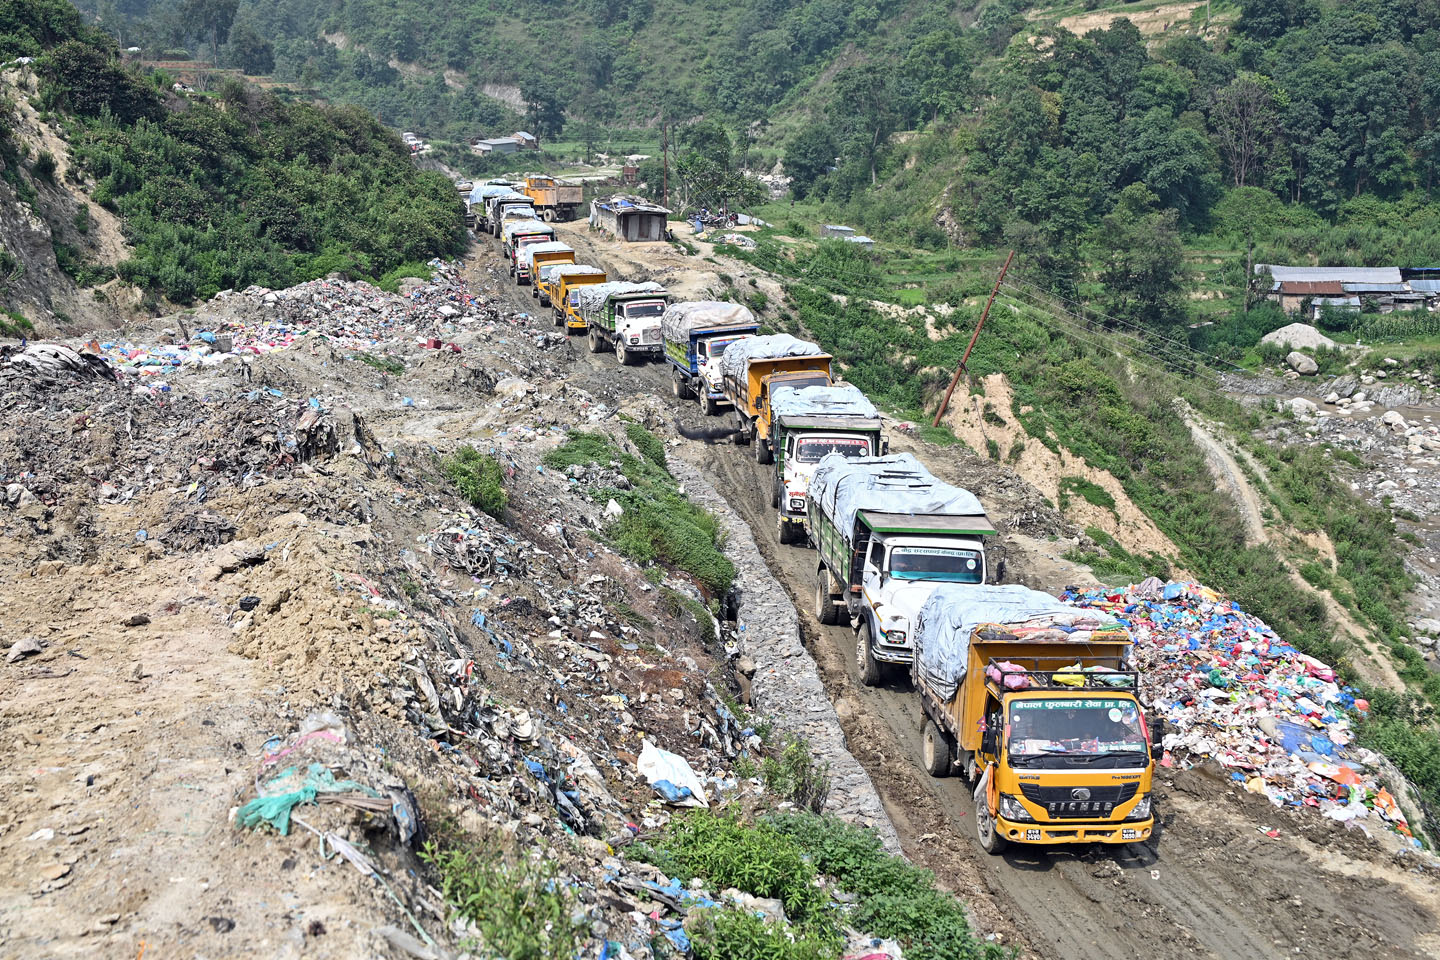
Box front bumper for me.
[566,318,588,330]
[625,343,662,354]
[872,643,913,665]
[996,816,1153,845]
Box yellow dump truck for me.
[717,334,832,464]
[912,584,1160,853]
[524,243,575,301]
[522,174,583,222]
[549,265,608,330]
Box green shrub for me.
[1,310,33,337]
[422,842,587,960]
[375,260,435,293]
[760,736,831,813]
[1058,476,1116,512]
[31,149,57,183]
[72,204,89,233]
[768,812,1001,960]
[689,908,838,960]
[651,810,830,924]
[444,445,508,518]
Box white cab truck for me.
[660,301,760,415]
[768,384,885,545]
[807,453,1000,685]
[578,281,669,365]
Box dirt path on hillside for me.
[1179,402,1406,693]
[469,236,1440,960]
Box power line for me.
[1002,272,1252,377]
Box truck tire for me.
[754,436,772,464]
[616,339,633,366]
[976,793,1009,855]
[702,393,719,416]
[771,476,780,509]
[540,295,550,307]
[531,286,539,299]
[672,375,689,399]
[588,329,603,354]
[515,272,524,286]
[922,719,953,778]
[856,621,883,687]
[554,311,564,329]
[733,415,749,445]
[543,208,555,222]
[814,569,839,625]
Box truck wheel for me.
[587,329,603,354]
[553,311,563,329]
[856,621,883,687]
[754,436,771,464]
[702,393,719,416]
[976,794,1009,855]
[922,719,953,778]
[515,272,524,286]
[616,339,633,366]
[531,286,538,299]
[540,295,550,307]
[733,416,749,445]
[543,209,555,222]
[815,569,839,625]
[771,477,780,509]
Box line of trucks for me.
[467,182,1162,854]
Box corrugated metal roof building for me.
[589,195,671,242]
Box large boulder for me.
[1286,350,1319,375]
[1283,396,1318,417]
[1262,322,1337,351]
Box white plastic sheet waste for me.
[637,738,710,807]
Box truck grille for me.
[642,326,662,344]
[1018,782,1137,819]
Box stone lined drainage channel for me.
[666,453,901,852]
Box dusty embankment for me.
[473,226,1440,960]
[0,259,900,958]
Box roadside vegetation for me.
[544,427,735,595]
[444,445,508,519]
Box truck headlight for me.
[998,794,1034,823]
[629,336,639,344]
[1125,795,1152,821]
[883,630,906,645]
[788,497,806,511]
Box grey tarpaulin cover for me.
[718,334,825,381]
[660,302,757,343]
[771,383,879,421]
[575,281,665,314]
[809,453,984,543]
[503,220,554,241]
[469,183,515,204]
[913,584,1122,701]
[518,241,572,270]
[544,264,604,281]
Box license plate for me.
[1122,828,1139,840]
[1025,829,1040,841]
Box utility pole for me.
[933,250,1013,428]
[661,122,669,209]
[1243,229,1254,312]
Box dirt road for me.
[470,228,1440,960]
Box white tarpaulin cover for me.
[719,334,824,381]
[810,453,984,543]
[469,182,515,204]
[913,584,1122,701]
[490,191,530,205]
[518,241,572,270]
[771,383,879,421]
[660,301,756,343]
[547,264,605,283]
[503,220,554,241]
[575,281,665,314]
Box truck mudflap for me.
[996,817,1153,845]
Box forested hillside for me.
[1,0,465,311]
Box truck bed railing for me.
[982,656,1137,693]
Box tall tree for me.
[180,0,238,66]
[830,63,900,185]
[1211,73,1280,187]
[522,81,565,139]
[784,122,836,199]
[1094,184,1185,330]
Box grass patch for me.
[1,310,33,338]
[374,260,435,294]
[760,736,831,813]
[422,841,587,960]
[444,445,508,519]
[1065,527,1171,585]
[1058,476,1117,513]
[355,352,405,375]
[547,430,735,595]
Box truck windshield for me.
[1008,698,1147,767]
[795,436,871,463]
[623,301,666,319]
[700,336,749,358]
[887,546,983,582]
[779,375,828,390]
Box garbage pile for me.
[1063,578,1414,841]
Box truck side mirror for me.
[1149,717,1164,761]
[981,728,998,758]
[991,558,1006,585]
[881,440,890,455]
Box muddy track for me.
[469,238,1440,960]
